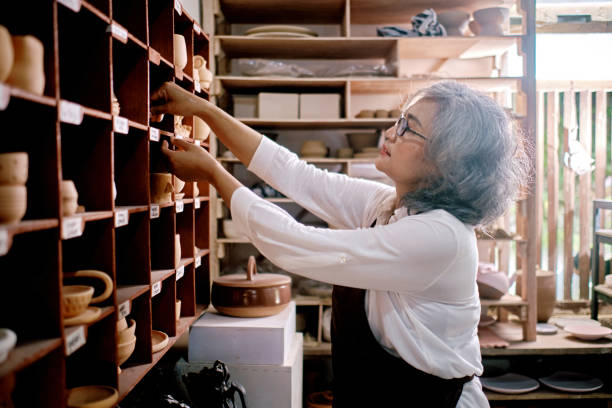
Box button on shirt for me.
[230,136,489,407]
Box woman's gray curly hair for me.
[401,81,531,226]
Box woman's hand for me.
[161,139,218,183]
[151,82,202,117]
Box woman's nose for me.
[384,126,396,142]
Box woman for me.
[151,81,529,407]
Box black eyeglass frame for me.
[395,112,427,141]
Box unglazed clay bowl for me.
[193,55,206,70]
[6,35,45,95]
[0,152,28,185]
[116,317,128,331]
[62,285,94,318]
[346,132,379,152]
[0,185,27,223]
[437,10,470,36]
[193,116,210,141]
[564,324,612,341]
[116,336,136,366]
[374,109,388,118]
[300,140,327,158]
[337,147,353,158]
[152,330,169,353]
[355,109,374,118]
[61,180,78,199]
[0,25,13,82]
[173,34,187,71]
[116,319,136,344]
[222,219,246,239]
[473,7,510,36]
[67,385,118,408]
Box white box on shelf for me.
[233,94,258,118]
[258,93,299,119]
[300,93,341,119]
[185,333,303,408]
[189,301,296,365]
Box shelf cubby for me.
[112,0,148,45]
[57,5,111,113]
[12,347,64,408]
[150,206,176,270]
[176,263,196,318]
[176,202,194,258]
[174,10,194,78]
[195,201,209,251]
[112,38,149,125]
[148,0,174,63]
[195,254,210,307]
[152,275,176,337]
[149,62,175,132]
[121,290,153,367]
[114,128,149,207]
[115,211,150,286]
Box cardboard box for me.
[258,93,299,119]
[189,301,296,365]
[233,94,258,118]
[184,333,303,408]
[300,93,341,119]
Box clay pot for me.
[346,132,379,152]
[0,152,28,185]
[6,35,45,95]
[437,10,470,36]
[116,319,136,344]
[173,34,187,71]
[0,185,27,223]
[183,182,199,197]
[355,110,374,118]
[150,173,173,204]
[0,25,14,82]
[174,177,185,194]
[67,385,118,408]
[117,336,136,366]
[62,270,113,317]
[117,317,128,331]
[193,116,210,141]
[194,56,212,89]
[389,109,401,118]
[175,234,181,267]
[337,147,353,158]
[212,256,291,317]
[516,269,556,323]
[300,140,327,158]
[472,7,510,36]
[374,109,388,118]
[61,180,79,216]
[193,55,206,70]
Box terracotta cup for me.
[0,25,14,82]
[173,34,187,71]
[0,185,27,223]
[0,152,28,185]
[116,319,136,344]
[62,270,113,317]
[193,116,210,141]
[7,35,45,95]
[516,269,556,322]
[117,336,136,366]
[150,173,173,204]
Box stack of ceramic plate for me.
[539,371,604,393]
[245,25,318,38]
[481,373,540,394]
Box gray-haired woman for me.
[151,80,529,407]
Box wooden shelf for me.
[237,118,394,129]
[195,248,210,258]
[485,390,612,401]
[217,76,347,91]
[481,294,527,307]
[0,219,58,236]
[218,0,345,24]
[117,285,151,305]
[303,341,332,356]
[115,205,149,215]
[396,36,519,60]
[0,338,62,377]
[8,85,56,107]
[295,295,332,306]
[151,269,176,284]
[219,157,375,164]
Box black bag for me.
[182,360,247,408]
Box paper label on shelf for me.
[152,281,162,297]
[118,300,131,318]
[62,217,83,240]
[175,200,184,213]
[174,0,182,14]
[58,0,81,12]
[0,229,8,256]
[65,326,86,355]
[194,197,200,209]
[176,265,184,280]
[0,84,10,111]
[149,127,160,142]
[113,116,129,134]
[193,23,201,34]
[194,81,201,93]
[194,139,200,146]
[114,209,128,227]
[59,100,84,125]
[108,23,128,44]
[195,256,201,268]
[150,204,160,219]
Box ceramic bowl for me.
[564,324,612,340]
[0,25,13,82]
[0,328,17,364]
[152,330,169,353]
[300,140,327,158]
[337,147,353,159]
[437,10,470,36]
[223,219,246,239]
[0,152,28,185]
[63,285,95,318]
[116,336,136,366]
[0,185,27,223]
[173,34,187,71]
[346,132,379,152]
[174,177,185,193]
[193,55,206,70]
[355,110,374,118]
[374,109,388,118]
[61,180,78,200]
[473,7,510,36]
[116,319,136,344]
[605,274,612,288]
[176,300,181,321]
[389,109,401,118]
[193,116,211,141]
[67,385,118,408]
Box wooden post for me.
[546,92,559,276]
[563,90,576,299]
[578,91,592,298]
[595,91,607,282]
[536,91,544,267]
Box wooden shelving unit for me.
[0,1,212,407]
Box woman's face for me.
[375,98,437,194]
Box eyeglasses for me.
[395,112,427,141]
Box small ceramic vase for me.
[174,176,185,193]
[193,55,206,70]
[111,90,120,116]
[437,10,470,36]
[183,182,199,197]
[150,173,173,204]
[7,35,45,95]
[0,25,14,82]
[61,180,79,216]
[472,7,510,36]
[0,185,26,223]
[173,34,187,71]
[193,116,210,141]
[516,269,556,322]
[0,152,28,185]
[175,234,181,267]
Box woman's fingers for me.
[172,138,195,152]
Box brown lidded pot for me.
[212,256,291,318]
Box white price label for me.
[58,0,81,12]
[195,256,201,268]
[118,300,131,318]
[113,116,129,134]
[174,0,182,14]
[175,200,184,213]
[194,197,200,209]
[176,265,184,280]
[150,204,160,219]
[174,131,183,140]
[194,81,201,93]
[149,127,160,142]
[59,100,84,125]
[62,217,83,240]
[194,139,200,146]
[0,229,8,256]
[0,83,10,111]
[108,23,128,43]
[152,281,162,297]
[193,23,201,34]
[114,209,128,227]
[65,326,86,355]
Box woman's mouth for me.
[381,145,390,157]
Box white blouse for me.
[230,136,489,407]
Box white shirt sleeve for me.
[247,136,393,229]
[230,186,458,293]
